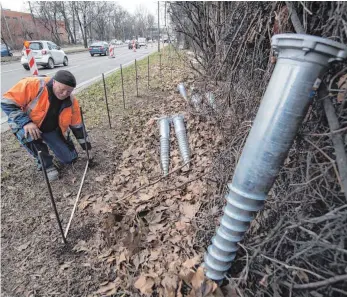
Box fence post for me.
[120,64,125,109]
[148,56,150,89]
[135,59,139,97]
[102,73,112,128]
[159,53,162,84]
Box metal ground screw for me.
[177,83,188,101]
[204,33,347,281]
[158,116,171,176]
[172,114,190,166]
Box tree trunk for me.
[28,2,39,39]
[60,2,75,44]
[74,4,87,48]
[72,4,76,44]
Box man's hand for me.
[24,122,41,140]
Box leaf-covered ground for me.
[1,48,232,297]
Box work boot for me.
[53,158,64,170]
[46,166,59,182]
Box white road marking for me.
[44,64,80,75]
[74,52,151,93]
[1,67,23,73]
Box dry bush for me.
[170,1,347,296]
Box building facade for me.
[1,9,68,49]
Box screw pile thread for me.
[158,117,170,176]
[172,115,190,165]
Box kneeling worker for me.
[1,70,92,181]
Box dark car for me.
[1,44,13,57]
[88,42,109,56]
[128,40,139,49]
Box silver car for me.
[21,40,68,70]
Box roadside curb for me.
[64,48,89,54]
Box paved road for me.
[1,45,158,127]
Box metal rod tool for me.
[37,150,67,244]
[64,107,90,240]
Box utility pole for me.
[157,1,160,52]
[165,2,167,27]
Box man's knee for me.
[58,150,78,164]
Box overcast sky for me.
[0,0,160,16]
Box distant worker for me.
[1,70,92,181]
[132,39,136,52]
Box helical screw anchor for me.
[172,114,190,168]
[158,116,171,176]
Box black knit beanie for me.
[54,70,77,87]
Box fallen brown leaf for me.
[96,281,117,296]
[73,240,89,253]
[175,221,188,231]
[146,234,157,242]
[149,249,161,261]
[191,266,205,291]
[180,202,201,220]
[15,242,30,252]
[59,261,73,271]
[134,275,154,296]
[183,255,201,269]
[139,193,153,201]
[149,223,166,233]
[118,251,127,264]
[146,118,156,127]
[92,201,113,214]
[79,195,94,210]
[95,174,107,182]
[161,274,178,297]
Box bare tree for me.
[110,4,129,40]
[134,5,148,37]
[56,1,75,44]
[73,1,97,47]
[28,1,40,39]
[20,1,156,47]
[92,2,111,41]
[30,1,63,45]
[1,6,14,46]
[147,14,155,39]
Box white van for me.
[138,37,147,47]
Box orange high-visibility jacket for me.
[1,76,89,149]
[2,76,82,134]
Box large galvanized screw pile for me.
[172,115,190,166]
[158,114,190,175]
[178,83,216,112]
[204,34,347,281]
[158,117,171,176]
